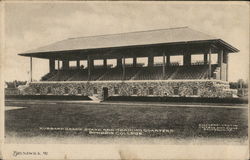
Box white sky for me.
[2,1,249,82]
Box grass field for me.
[5,100,248,144]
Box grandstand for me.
[14,27,239,100]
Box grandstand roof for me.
[19,27,239,59]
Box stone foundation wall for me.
[5,88,20,95]
[18,80,237,99]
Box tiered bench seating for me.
[41,65,218,81]
[171,65,216,79]
[133,66,163,80]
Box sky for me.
[2,1,249,82]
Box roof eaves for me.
[217,39,240,53]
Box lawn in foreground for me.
[5,102,248,142]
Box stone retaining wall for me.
[5,88,20,95]
[18,80,237,99]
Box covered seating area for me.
[19,27,238,83]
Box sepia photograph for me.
[1,1,249,159]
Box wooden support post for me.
[117,58,122,67]
[183,54,186,66]
[30,57,33,82]
[103,59,107,68]
[226,53,229,81]
[188,54,191,66]
[62,60,69,70]
[163,52,166,79]
[167,55,170,66]
[148,56,154,67]
[208,48,212,79]
[88,56,91,80]
[183,53,191,66]
[133,57,137,67]
[122,56,125,80]
[218,52,221,67]
[204,53,208,64]
[219,49,223,80]
[77,60,80,69]
[57,60,60,80]
[49,58,55,72]
[57,60,60,70]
